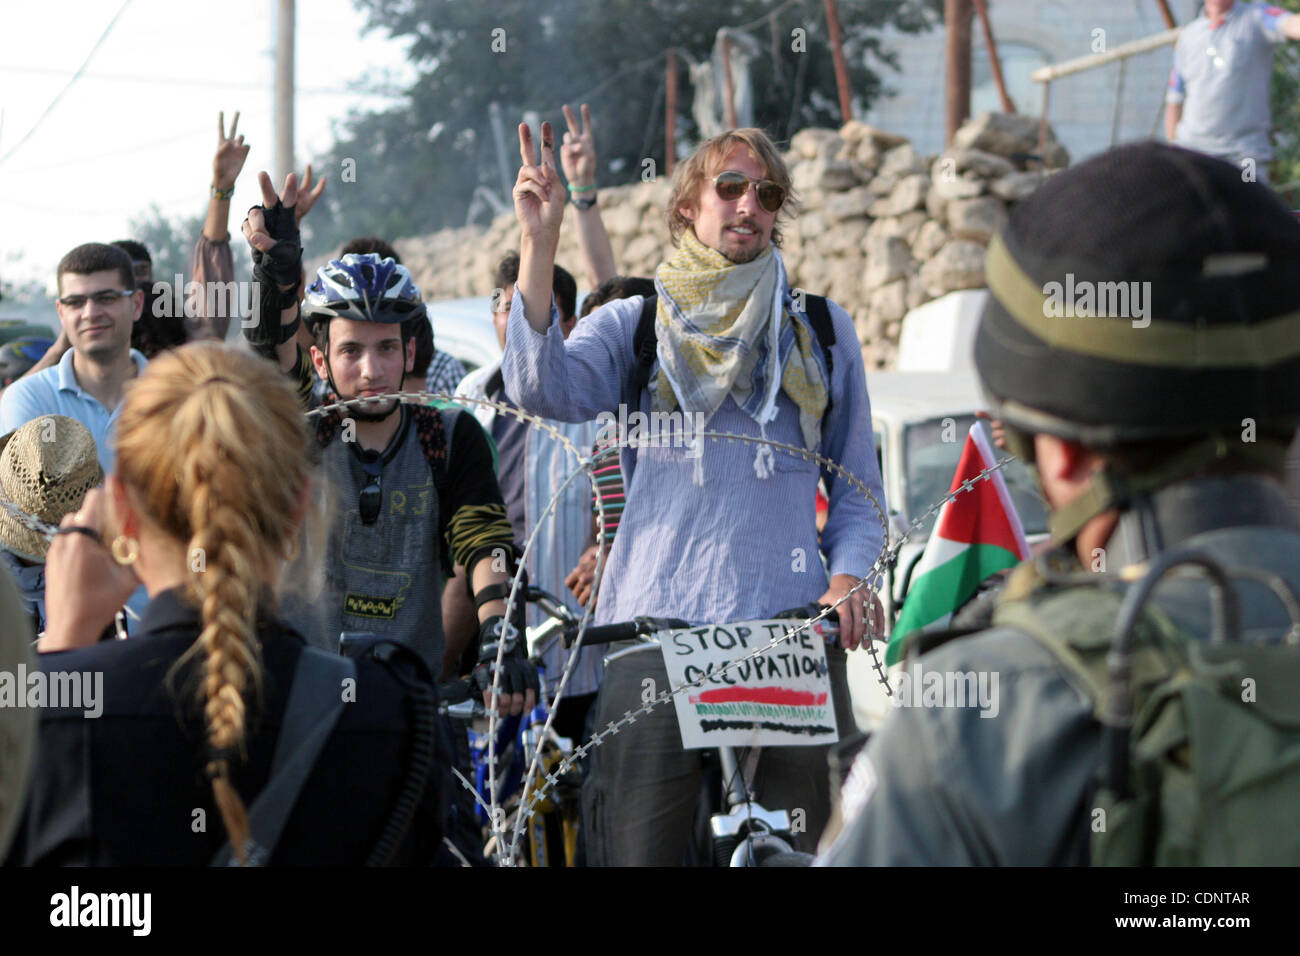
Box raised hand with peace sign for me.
[558,102,617,288]
[213,110,250,195]
[560,103,597,190]
[513,120,566,247]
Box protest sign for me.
[657,619,837,748]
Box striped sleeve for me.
[590,428,626,545]
[442,411,518,571]
[290,345,315,407]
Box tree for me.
[1272,42,1300,203]
[303,0,941,252]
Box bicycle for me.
[438,585,587,867]
[555,601,843,867]
[441,590,846,866]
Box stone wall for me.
[390,111,1069,370]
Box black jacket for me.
[5,588,447,866]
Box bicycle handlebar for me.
[562,603,841,648]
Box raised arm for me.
[203,111,250,243]
[241,171,305,376]
[505,120,632,421]
[560,104,617,289]
[188,111,249,340]
[515,120,567,336]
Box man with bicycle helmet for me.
[241,172,538,716]
[821,142,1300,865]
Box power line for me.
[0,64,407,99]
[0,0,134,166]
[3,125,211,175]
[731,0,812,34]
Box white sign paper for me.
[657,619,837,749]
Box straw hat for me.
[0,415,103,562]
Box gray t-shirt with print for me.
[318,408,445,669]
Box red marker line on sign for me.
[691,687,828,706]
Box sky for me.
[0,0,413,290]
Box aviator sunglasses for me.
[712,170,787,213]
[358,453,383,526]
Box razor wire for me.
[4,386,1021,867]
[313,390,895,864]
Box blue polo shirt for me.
[0,347,148,474]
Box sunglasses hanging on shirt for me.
[358,453,383,526]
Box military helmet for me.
[975,142,1300,449]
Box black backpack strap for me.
[802,294,835,381]
[629,294,659,405]
[210,647,356,866]
[411,404,455,578]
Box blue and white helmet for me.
[302,253,426,326]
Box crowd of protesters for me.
[2,27,1300,867]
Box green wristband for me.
[567,183,596,193]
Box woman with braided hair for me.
[5,342,448,866]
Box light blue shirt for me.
[457,361,604,697]
[1166,2,1288,162]
[0,347,148,474]
[503,292,887,628]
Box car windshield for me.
[903,416,1048,540]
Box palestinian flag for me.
[885,424,1031,665]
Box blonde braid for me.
[114,342,315,864]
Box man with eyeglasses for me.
[504,124,886,864]
[1165,1,1300,186]
[241,173,538,717]
[0,243,146,474]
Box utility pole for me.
[944,0,972,146]
[824,0,853,123]
[274,0,295,187]
[665,49,678,176]
[722,32,738,129]
[971,0,1014,113]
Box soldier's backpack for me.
[993,547,1300,865]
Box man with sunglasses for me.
[241,174,538,716]
[504,123,886,864]
[0,243,146,474]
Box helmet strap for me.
[1048,435,1288,544]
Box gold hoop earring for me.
[110,534,139,565]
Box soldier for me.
[820,141,1300,865]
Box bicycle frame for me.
[600,631,822,867]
